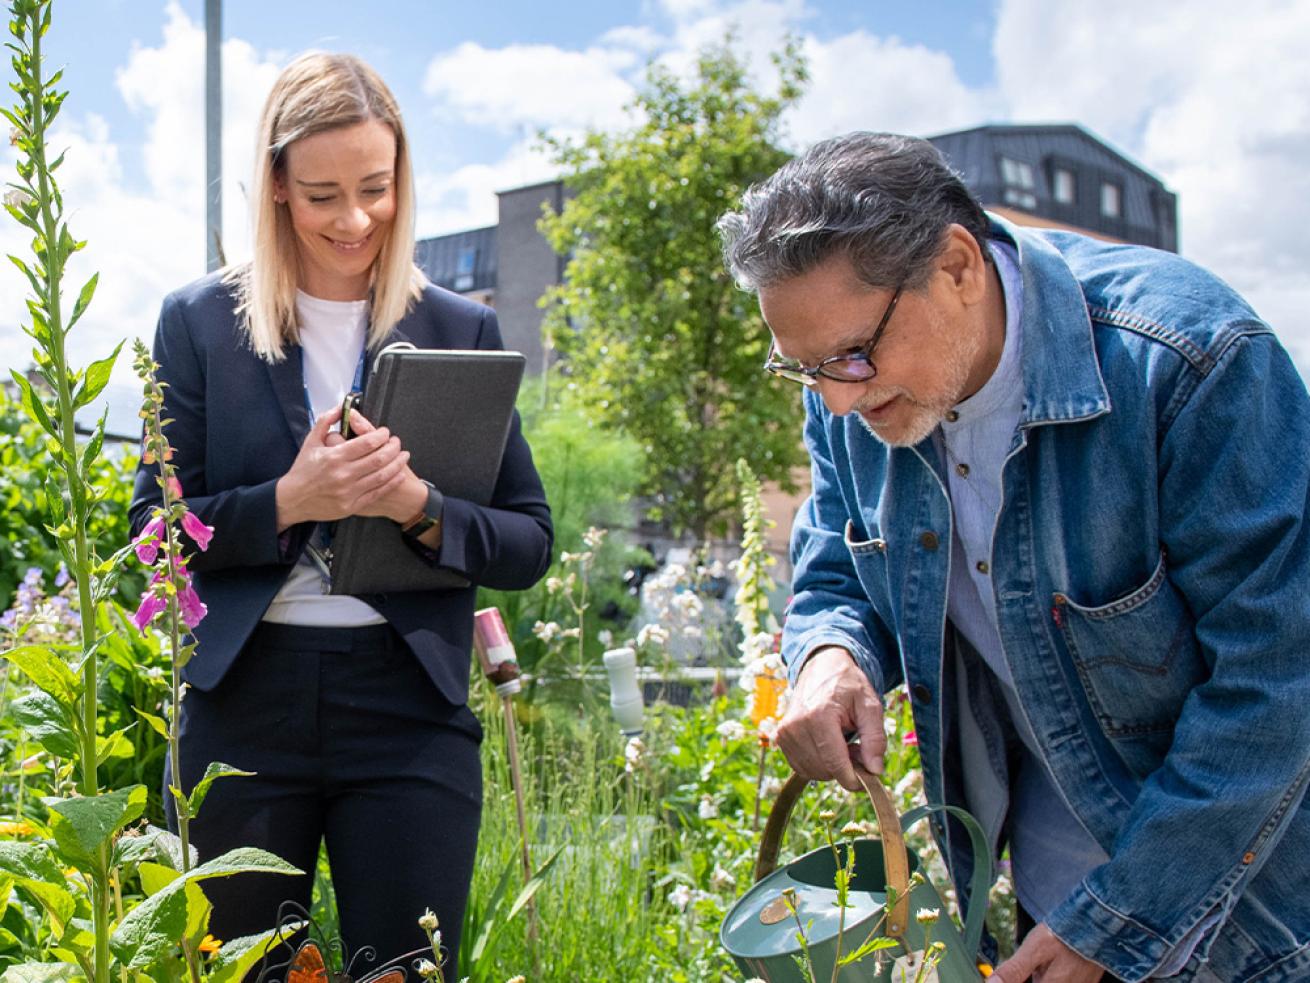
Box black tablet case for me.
[328,346,526,595]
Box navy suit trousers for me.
[165,622,482,973]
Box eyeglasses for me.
[763,282,904,387]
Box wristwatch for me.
[399,480,444,539]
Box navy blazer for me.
[128,271,553,705]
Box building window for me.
[1100,182,1122,218]
[1000,156,1037,211]
[455,246,477,291]
[1053,167,1076,205]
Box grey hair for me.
[717,132,991,292]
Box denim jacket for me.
[782,216,1310,982]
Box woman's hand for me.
[275,405,416,531]
[322,407,429,524]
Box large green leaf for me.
[109,878,211,970]
[0,842,76,935]
[72,335,117,408]
[10,692,79,759]
[138,861,180,898]
[2,645,80,707]
[45,785,147,869]
[0,963,80,983]
[188,762,255,818]
[112,824,196,871]
[111,848,301,968]
[208,920,307,983]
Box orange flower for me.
[198,935,222,955]
[0,820,34,836]
[750,669,786,730]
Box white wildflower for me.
[545,576,564,594]
[583,526,606,548]
[636,623,669,647]
[697,794,719,820]
[532,620,561,643]
[715,719,747,741]
[682,624,703,639]
[623,735,645,773]
[758,717,780,743]
[418,909,438,932]
[709,864,736,891]
[760,775,783,797]
[915,907,941,925]
[667,883,693,911]
[559,551,577,564]
[415,959,439,980]
[560,626,581,639]
[673,591,703,617]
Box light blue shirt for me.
[939,242,1108,922]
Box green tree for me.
[539,39,808,538]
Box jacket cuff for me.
[785,627,886,693]
[1044,883,1171,982]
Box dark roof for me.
[928,123,1177,252]
[415,225,497,294]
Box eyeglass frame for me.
[762,280,905,387]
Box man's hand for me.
[775,646,885,791]
[275,406,413,531]
[993,923,1105,983]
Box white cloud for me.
[414,138,561,237]
[993,0,1310,373]
[0,2,284,388]
[422,41,639,134]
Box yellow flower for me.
[0,820,34,836]
[750,669,786,731]
[198,935,222,954]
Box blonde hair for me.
[226,51,426,362]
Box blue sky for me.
[5,0,1310,386]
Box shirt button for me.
[976,560,989,574]
[912,683,932,703]
[955,463,970,478]
[920,531,940,552]
[945,410,959,423]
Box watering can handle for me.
[754,768,914,939]
[900,802,994,963]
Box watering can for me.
[720,769,993,982]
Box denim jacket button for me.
[912,683,932,703]
[920,531,940,552]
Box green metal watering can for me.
[720,769,993,982]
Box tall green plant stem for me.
[19,7,111,982]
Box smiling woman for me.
[127,51,553,975]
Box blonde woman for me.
[129,52,552,970]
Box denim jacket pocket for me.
[1053,550,1207,771]
[844,518,892,616]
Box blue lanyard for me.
[301,346,367,425]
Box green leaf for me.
[67,271,98,329]
[506,844,564,921]
[95,727,134,765]
[3,644,80,707]
[42,472,67,526]
[45,785,148,869]
[10,691,79,758]
[111,824,196,871]
[0,842,75,935]
[71,334,116,408]
[7,253,42,300]
[79,411,106,477]
[56,916,94,954]
[9,369,57,439]
[208,921,307,983]
[0,963,80,983]
[111,848,298,968]
[138,861,180,897]
[188,761,255,818]
[131,707,170,742]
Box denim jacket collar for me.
[990,216,1112,428]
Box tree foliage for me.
[539,39,809,537]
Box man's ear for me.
[936,224,988,307]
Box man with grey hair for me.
[718,132,1310,982]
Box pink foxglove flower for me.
[902,731,918,748]
[134,516,165,565]
[178,580,208,628]
[165,476,183,500]
[180,511,214,552]
[132,591,167,633]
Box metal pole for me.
[205,0,222,271]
